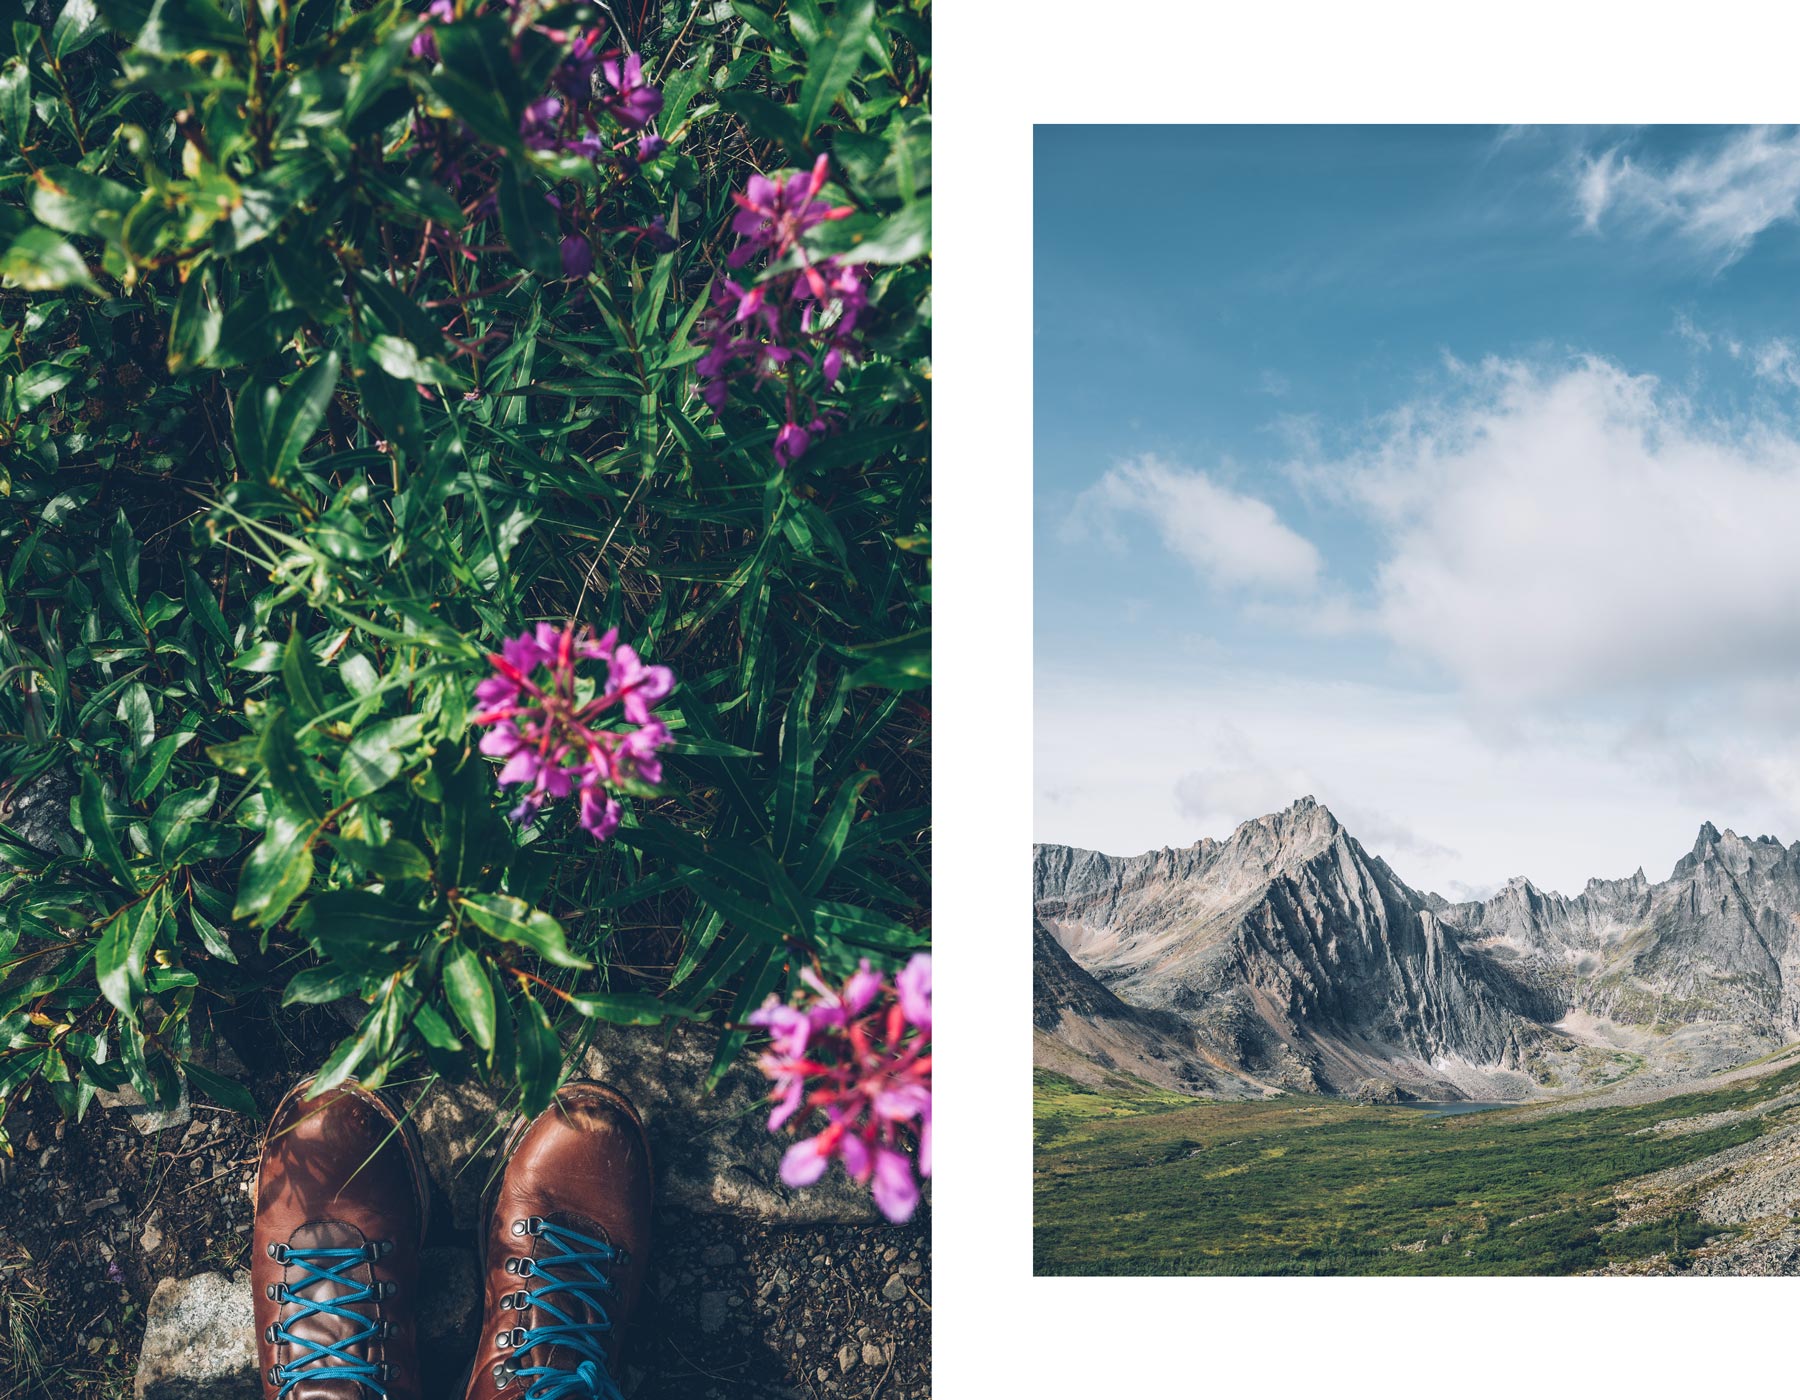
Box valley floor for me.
[1033,1043,1800,1276]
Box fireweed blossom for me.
[747,954,932,1223]
[471,623,674,842]
[409,1,666,271]
[695,155,869,467]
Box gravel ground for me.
[0,1082,929,1400]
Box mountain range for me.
[1034,797,1800,1101]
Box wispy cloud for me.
[1070,454,1322,596]
[1573,126,1800,266]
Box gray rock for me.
[94,1079,192,1135]
[0,766,75,861]
[697,1291,729,1334]
[836,1343,859,1375]
[881,1273,907,1302]
[407,1022,877,1229]
[133,1272,258,1400]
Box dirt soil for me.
[0,1022,929,1400]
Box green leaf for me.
[187,905,237,964]
[1,227,95,292]
[181,1059,256,1114]
[308,1014,378,1097]
[460,894,591,969]
[166,268,221,374]
[795,0,875,137]
[129,732,192,804]
[182,564,232,646]
[715,90,805,154]
[773,655,820,860]
[78,766,137,891]
[258,709,328,824]
[340,714,424,799]
[135,0,239,55]
[266,352,340,482]
[497,166,562,278]
[118,682,154,755]
[0,56,28,148]
[282,629,328,725]
[327,836,432,882]
[795,769,876,893]
[430,18,525,152]
[443,941,495,1051]
[233,802,318,928]
[433,747,503,891]
[96,892,160,1026]
[563,991,669,1026]
[282,966,359,1006]
[297,890,438,975]
[514,991,561,1116]
[149,780,217,862]
[52,0,106,57]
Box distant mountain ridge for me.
[1034,798,1800,1101]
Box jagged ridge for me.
[1034,798,1800,1101]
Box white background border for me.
[933,3,1800,1396]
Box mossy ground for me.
[1033,1060,1800,1275]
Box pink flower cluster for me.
[472,623,673,842]
[411,2,667,277]
[696,155,870,467]
[748,954,931,1223]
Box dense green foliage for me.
[1033,1061,1800,1275]
[0,0,930,1150]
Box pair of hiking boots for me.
[250,1076,651,1400]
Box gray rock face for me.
[133,1272,258,1400]
[407,1021,878,1231]
[1036,797,1800,1101]
[0,766,75,860]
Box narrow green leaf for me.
[181,1059,256,1114]
[795,0,875,137]
[78,766,137,890]
[443,942,496,1051]
[460,894,591,969]
[514,991,561,1116]
[257,708,328,824]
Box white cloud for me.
[1073,454,1322,595]
[1319,356,1800,707]
[1573,126,1800,265]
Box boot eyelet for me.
[381,1280,398,1298]
[263,1324,279,1344]
[378,1363,393,1381]
[266,1243,290,1262]
[614,1248,630,1265]
[267,1365,283,1385]
[265,1284,282,1301]
[510,1216,544,1236]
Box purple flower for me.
[636,132,667,162]
[561,235,595,278]
[600,51,663,129]
[472,623,674,844]
[870,1147,919,1224]
[773,421,811,467]
[750,960,931,1224]
[896,953,930,1031]
[607,645,675,725]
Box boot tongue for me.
[284,1221,380,1400]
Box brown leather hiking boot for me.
[251,1077,430,1400]
[462,1081,653,1400]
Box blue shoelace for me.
[496,1218,626,1400]
[265,1241,392,1399]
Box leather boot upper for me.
[251,1079,428,1400]
[463,1081,653,1399]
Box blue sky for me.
[1035,125,1800,896]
